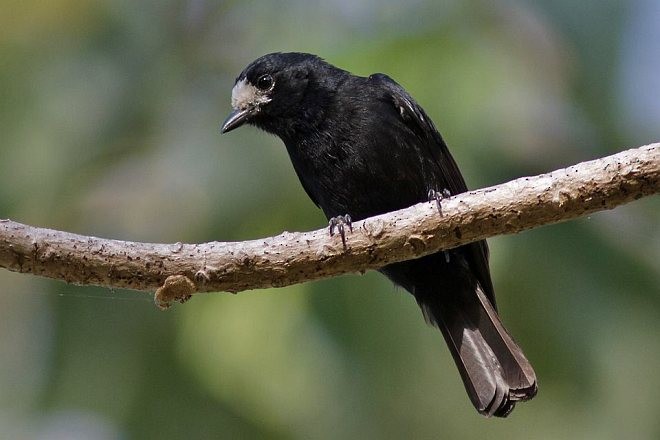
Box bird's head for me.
[221,52,342,136]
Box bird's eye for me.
[256,74,274,91]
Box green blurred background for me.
[1,0,659,438]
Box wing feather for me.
[369,73,496,306]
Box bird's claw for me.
[428,189,452,262]
[427,188,451,215]
[329,214,353,249]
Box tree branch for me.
[1,143,658,308]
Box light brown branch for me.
[1,143,658,308]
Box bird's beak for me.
[221,107,254,133]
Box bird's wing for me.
[369,73,496,306]
[368,73,468,194]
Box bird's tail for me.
[426,286,537,417]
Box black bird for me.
[222,52,537,417]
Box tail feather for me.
[380,256,537,417]
[430,286,537,417]
[472,287,537,401]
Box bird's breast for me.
[285,135,426,221]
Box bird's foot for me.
[428,189,452,262]
[329,214,353,249]
[427,188,451,215]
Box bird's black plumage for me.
[222,52,537,417]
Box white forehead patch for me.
[231,78,272,110]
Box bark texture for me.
[1,143,658,308]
